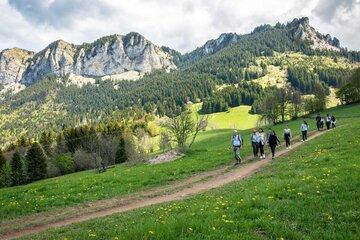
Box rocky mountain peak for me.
[0,48,34,84]
[287,17,340,51]
[0,32,176,85]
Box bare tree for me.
[278,87,291,122]
[163,110,208,151]
[289,89,303,119]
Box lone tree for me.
[163,110,208,151]
[11,151,26,186]
[26,143,47,181]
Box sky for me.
[0,0,359,54]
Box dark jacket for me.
[268,134,280,146]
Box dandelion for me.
[212,226,216,230]
[188,227,193,231]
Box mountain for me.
[0,32,176,85]
[0,17,359,147]
[180,17,341,66]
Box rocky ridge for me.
[0,32,176,86]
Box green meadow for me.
[20,103,360,240]
[0,104,359,232]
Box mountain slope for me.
[180,17,343,67]
[0,17,359,147]
[0,32,176,85]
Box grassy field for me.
[21,104,360,240]
[192,104,260,130]
[0,104,358,223]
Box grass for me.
[192,103,260,130]
[0,104,359,223]
[21,104,360,240]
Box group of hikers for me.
[316,114,336,131]
[231,113,336,165]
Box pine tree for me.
[11,151,26,186]
[115,137,127,164]
[26,143,47,181]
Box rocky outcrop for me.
[0,48,34,84]
[181,33,240,65]
[287,17,341,51]
[1,32,176,85]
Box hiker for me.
[320,118,324,129]
[284,125,292,149]
[316,114,322,131]
[268,129,280,159]
[258,128,266,159]
[250,129,259,158]
[231,130,243,165]
[331,115,336,128]
[325,114,331,130]
[300,121,309,141]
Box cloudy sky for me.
[0,0,359,53]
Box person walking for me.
[258,128,266,159]
[250,129,259,158]
[268,129,280,159]
[300,121,309,141]
[325,114,331,130]
[331,115,336,128]
[231,130,243,165]
[284,125,292,149]
[316,114,321,131]
[320,117,324,129]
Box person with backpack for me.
[300,121,309,141]
[320,117,324,129]
[331,115,336,128]
[258,128,266,159]
[250,129,260,158]
[268,129,280,159]
[315,114,321,131]
[326,114,331,130]
[284,125,292,149]
[231,130,243,165]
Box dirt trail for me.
[1,130,327,240]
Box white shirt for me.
[300,123,309,131]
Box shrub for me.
[47,160,61,178]
[53,153,74,175]
[74,149,97,171]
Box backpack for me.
[232,135,242,147]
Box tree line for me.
[201,83,263,114]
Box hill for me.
[0,103,359,239]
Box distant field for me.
[193,104,261,130]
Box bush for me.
[47,160,61,178]
[74,149,97,171]
[53,153,74,175]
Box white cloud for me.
[1,0,359,53]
